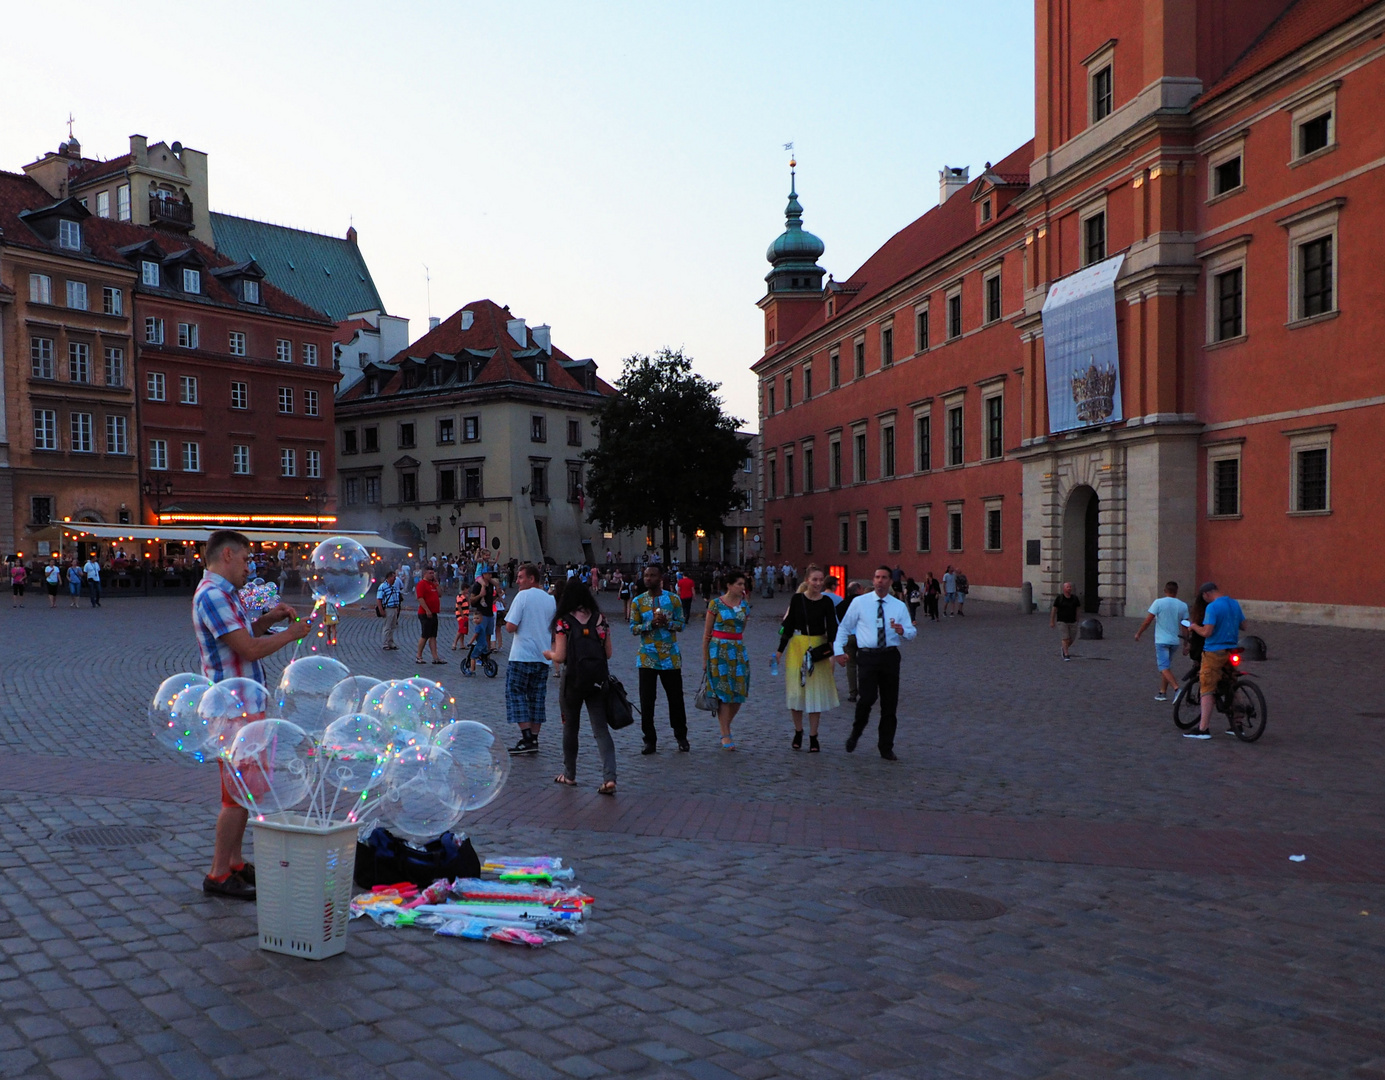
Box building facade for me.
[756,0,1385,626]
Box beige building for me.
[335,299,641,565]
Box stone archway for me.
[1062,485,1101,612]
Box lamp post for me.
[304,489,329,527]
[142,477,173,523]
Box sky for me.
[3,0,1035,425]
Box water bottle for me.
[770,655,779,676]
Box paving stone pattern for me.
[0,594,1383,1077]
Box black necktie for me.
[876,599,886,648]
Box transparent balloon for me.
[401,676,457,731]
[378,744,465,844]
[276,655,351,736]
[364,679,446,738]
[223,718,316,816]
[198,678,272,758]
[169,684,213,761]
[325,675,384,723]
[308,536,374,607]
[149,674,212,755]
[431,720,510,811]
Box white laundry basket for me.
[250,814,359,960]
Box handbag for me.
[604,674,637,730]
[808,642,834,663]
[693,668,719,713]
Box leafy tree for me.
[584,348,750,565]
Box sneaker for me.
[845,733,859,753]
[1062,655,1072,662]
[508,738,538,756]
[880,750,898,761]
[203,874,256,901]
[1154,694,1168,702]
[677,739,690,752]
[1183,730,1211,740]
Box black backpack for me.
[565,615,610,696]
[353,828,480,889]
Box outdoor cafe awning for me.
[59,524,407,551]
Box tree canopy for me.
[584,349,750,564]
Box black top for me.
[778,593,839,653]
[1052,594,1083,623]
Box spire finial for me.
[67,112,76,139]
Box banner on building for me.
[1041,253,1125,434]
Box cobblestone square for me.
[0,592,1383,1078]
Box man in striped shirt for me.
[193,530,312,900]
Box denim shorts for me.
[1155,644,1175,671]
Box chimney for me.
[939,166,970,205]
[460,310,474,331]
[507,318,527,347]
[428,316,441,331]
[346,225,358,244]
[532,324,552,354]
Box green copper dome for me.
[765,171,826,291]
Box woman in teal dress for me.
[701,568,750,750]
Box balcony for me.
[148,196,194,231]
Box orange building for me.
[755,0,1385,627]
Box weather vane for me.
[67,112,76,139]
[783,141,795,168]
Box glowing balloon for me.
[364,679,442,736]
[223,718,315,816]
[325,675,384,722]
[149,674,211,755]
[198,678,272,758]
[431,721,509,811]
[401,676,456,731]
[308,536,373,607]
[170,685,213,761]
[378,744,465,844]
[319,713,391,797]
[276,655,351,736]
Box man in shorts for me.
[414,567,443,664]
[1185,582,1246,740]
[1050,581,1082,660]
[942,566,958,617]
[1135,581,1188,701]
[193,529,312,900]
[503,563,557,755]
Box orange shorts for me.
[1200,650,1230,694]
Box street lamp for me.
[304,488,329,525]
[448,501,464,527]
[142,477,173,521]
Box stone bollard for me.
[1079,617,1103,640]
[1237,634,1268,661]
[1019,581,1033,614]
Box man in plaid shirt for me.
[193,530,312,900]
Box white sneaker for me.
[1183,730,1211,740]
[1154,693,1168,702]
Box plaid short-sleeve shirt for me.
[192,571,265,685]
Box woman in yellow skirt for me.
[774,565,840,751]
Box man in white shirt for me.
[942,567,958,617]
[82,555,104,607]
[1134,580,1190,702]
[503,562,558,755]
[834,566,917,760]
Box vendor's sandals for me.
[598,781,617,795]
[721,736,737,751]
[554,774,577,786]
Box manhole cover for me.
[859,886,1006,921]
[58,826,167,848]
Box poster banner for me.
[1041,253,1125,433]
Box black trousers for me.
[852,647,901,753]
[638,667,688,745]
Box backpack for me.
[565,615,610,696]
[353,828,480,889]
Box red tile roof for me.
[1200,0,1380,102]
[770,139,1034,357]
[69,153,134,186]
[332,317,375,344]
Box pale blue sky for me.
[4,1,1034,422]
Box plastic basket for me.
[250,814,360,960]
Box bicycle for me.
[1172,647,1267,742]
[459,634,498,679]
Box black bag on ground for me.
[353,828,480,889]
[604,674,636,730]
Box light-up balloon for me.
[276,655,351,736]
[431,721,509,811]
[198,678,272,757]
[378,744,465,844]
[149,674,211,755]
[223,718,315,815]
[308,536,373,607]
[325,675,384,722]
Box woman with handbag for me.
[701,568,751,750]
[776,565,840,752]
[545,579,618,794]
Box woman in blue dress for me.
[701,568,750,750]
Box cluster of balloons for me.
[237,578,280,616]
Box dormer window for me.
[365,375,379,395]
[429,365,443,386]
[535,359,547,383]
[183,268,201,294]
[241,279,260,304]
[58,220,81,251]
[142,261,160,287]
[979,198,992,223]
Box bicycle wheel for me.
[1172,677,1202,730]
[483,658,499,678]
[1228,679,1267,742]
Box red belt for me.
[711,631,742,640]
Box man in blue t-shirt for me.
[1185,582,1246,739]
[1135,581,1189,701]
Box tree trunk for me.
[662,519,672,568]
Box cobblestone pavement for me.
[0,593,1383,1077]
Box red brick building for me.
[756,0,1385,627]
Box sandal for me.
[721,736,736,751]
[791,730,803,751]
[554,774,577,786]
[809,735,820,753]
[431,659,447,664]
[597,781,616,795]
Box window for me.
[1288,429,1332,513]
[68,343,91,383]
[31,496,53,525]
[767,384,776,414]
[530,462,548,499]
[804,521,814,554]
[104,347,124,387]
[839,518,849,553]
[1091,65,1113,123]
[179,375,198,405]
[149,439,168,471]
[1213,156,1242,197]
[785,451,795,495]
[1214,268,1244,341]
[342,429,358,455]
[141,260,160,287]
[881,424,896,477]
[340,477,359,506]
[773,524,781,553]
[96,190,110,218]
[887,512,901,553]
[178,322,199,349]
[829,437,842,488]
[280,448,297,478]
[230,381,248,410]
[304,389,319,417]
[916,307,930,351]
[986,505,1003,551]
[1084,212,1107,265]
[182,441,201,472]
[147,372,166,401]
[303,343,318,367]
[1282,78,1335,166]
[69,412,93,453]
[1298,112,1332,159]
[857,515,869,553]
[306,450,322,479]
[803,445,814,492]
[117,184,131,221]
[916,510,931,552]
[985,394,1004,459]
[242,279,260,304]
[854,340,865,379]
[567,418,582,446]
[276,339,292,363]
[985,273,1002,323]
[768,457,778,498]
[103,286,122,315]
[784,373,793,408]
[1300,237,1333,319]
[30,337,54,379]
[1282,201,1341,323]
[979,198,992,224]
[232,445,251,475]
[949,508,964,551]
[803,365,813,400]
[535,359,547,383]
[228,332,247,357]
[464,467,482,500]
[1207,445,1241,517]
[145,318,164,344]
[531,415,547,442]
[829,351,840,388]
[278,387,294,414]
[947,404,964,466]
[66,281,88,310]
[438,417,455,444]
[398,421,415,448]
[182,268,201,294]
[29,274,52,304]
[880,325,894,368]
[567,464,583,502]
[58,220,81,251]
[916,413,931,471]
[947,292,962,339]
[853,428,867,483]
[365,476,380,504]
[463,416,480,442]
[106,415,128,455]
[363,426,379,453]
[34,409,58,450]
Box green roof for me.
[210,212,385,322]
